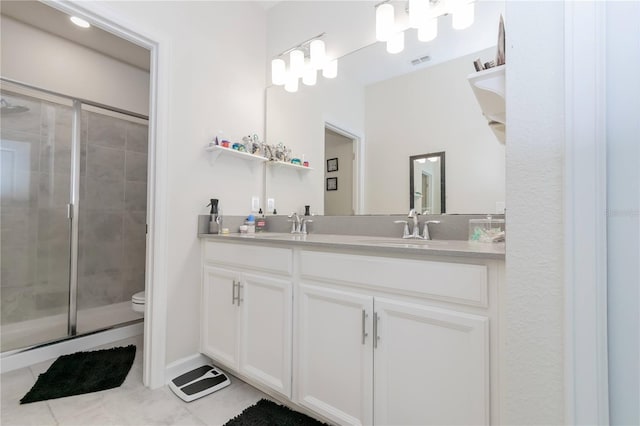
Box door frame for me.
[324,122,363,215]
[564,1,609,424]
[49,0,171,389]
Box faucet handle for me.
[422,220,441,240]
[301,219,313,234]
[394,220,410,238]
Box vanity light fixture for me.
[70,16,90,28]
[271,33,336,92]
[375,0,476,51]
[387,31,405,54]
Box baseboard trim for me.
[164,352,212,384]
[1,322,143,374]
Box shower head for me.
[1,98,30,115]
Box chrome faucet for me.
[300,218,313,234]
[422,220,441,240]
[288,212,301,234]
[407,209,424,239]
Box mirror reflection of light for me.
[70,16,90,28]
[416,158,426,164]
[428,157,439,162]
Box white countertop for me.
[199,232,505,260]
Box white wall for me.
[606,2,640,424]
[504,2,565,423]
[0,16,149,116]
[99,0,267,364]
[266,76,364,215]
[365,48,505,214]
[324,130,353,216]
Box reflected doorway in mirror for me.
[409,152,446,214]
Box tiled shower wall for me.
[77,110,147,310]
[0,91,147,326]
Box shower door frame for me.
[1,78,150,341]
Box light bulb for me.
[310,39,326,69]
[386,31,404,54]
[409,0,428,29]
[289,49,305,77]
[303,68,317,86]
[452,1,475,30]
[284,73,299,93]
[271,59,286,86]
[322,59,338,79]
[376,3,395,42]
[417,18,438,42]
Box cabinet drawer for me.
[204,241,293,276]
[300,251,488,307]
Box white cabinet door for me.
[297,283,374,426]
[240,272,293,398]
[201,265,239,370]
[374,298,489,426]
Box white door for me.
[374,298,489,426]
[201,265,239,370]
[297,283,373,426]
[240,272,293,397]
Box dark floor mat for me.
[20,345,136,404]
[224,399,330,426]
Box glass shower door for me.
[0,90,73,352]
[75,106,147,334]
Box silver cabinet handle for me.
[361,309,369,344]
[232,280,238,305]
[373,313,380,349]
[238,283,243,306]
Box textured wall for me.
[504,2,565,423]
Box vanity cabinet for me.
[201,242,293,398]
[296,250,492,426]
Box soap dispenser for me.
[207,199,222,234]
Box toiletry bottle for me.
[207,199,220,234]
[304,205,311,216]
[256,209,267,232]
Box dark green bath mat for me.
[20,345,136,404]
[224,399,329,426]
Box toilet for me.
[131,291,146,314]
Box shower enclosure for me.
[0,80,148,353]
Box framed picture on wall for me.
[326,177,338,191]
[327,158,338,172]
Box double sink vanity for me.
[198,227,505,425]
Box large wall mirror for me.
[265,1,505,216]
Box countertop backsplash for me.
[198,214,505,241]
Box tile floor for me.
[1,335,271,425]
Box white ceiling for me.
[1,0,150,71]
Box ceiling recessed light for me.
[70,16,90,28]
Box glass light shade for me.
[409,0,428,29]
[271,59,286,86]
[284,73,299,93]
[417,18,438,42]
[322,59,338,79]
[386,31,404,54]
[452,1,475,30]
[289,49,305,77]
[310,39,326,69]
[302,68,317,86]
[376,3,395,42]
[70,16,90,28]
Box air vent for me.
[411,55,431,66]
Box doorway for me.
[324,126,359,216]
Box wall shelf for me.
[205,144,268,165]
[468,65,506,144]
[268,161,314,172]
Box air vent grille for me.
[411,55,431,66]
